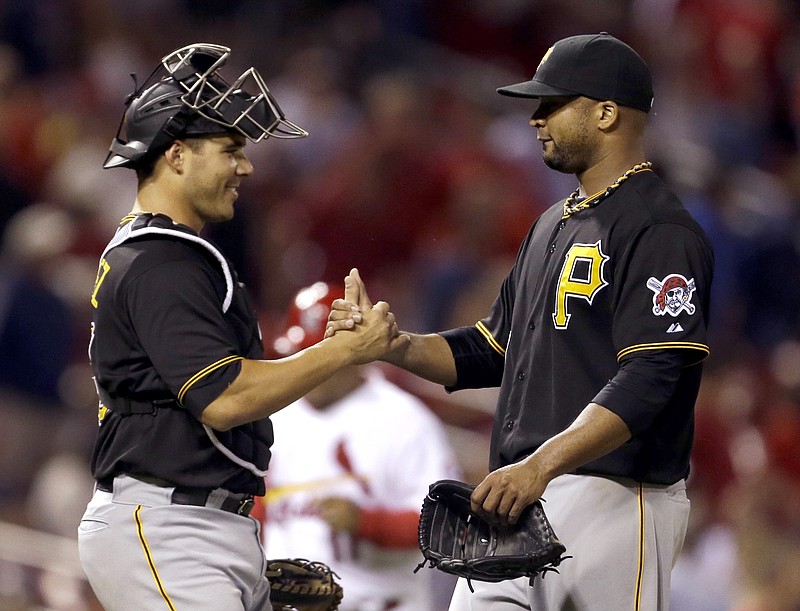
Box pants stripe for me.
[134,505,176,610]
[634,483,645,611]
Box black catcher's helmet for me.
[104,43,307,169]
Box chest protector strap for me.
[100,213,234,312]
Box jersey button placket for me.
[548,219,566,255]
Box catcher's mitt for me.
[265,558,343,611]
[414,479,568,590]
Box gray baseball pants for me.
[78,474,272,610]
[448,473,690,611]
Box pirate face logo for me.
[647,274,696,317]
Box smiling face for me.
[529,96,599,176]
[179,134,253,225]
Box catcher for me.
[77,42,402,611]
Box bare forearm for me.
[203,300,404,429]
[202,339,356,430]
[383,332,457,387]
[525,402,632,480]
[470,403,632,525]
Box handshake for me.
[322,267,410,366]
[321,267,457,391]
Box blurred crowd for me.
[1,0,800,609]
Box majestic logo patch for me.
[647,274,696,317]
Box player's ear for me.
[597,101,620,130]
[164,141,185,172]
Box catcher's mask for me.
[104,43,307,169]
[272,281,332,357]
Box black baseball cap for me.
[497,33,654,112]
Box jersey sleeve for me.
[592,348,684,434]
[612,222,713,365]
[125,257,243,416]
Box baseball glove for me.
[265,558,343,611]
[414,479,568,590]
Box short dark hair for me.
[134,137,208,184]
[134,150,163,184]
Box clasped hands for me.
[324,268,409,363]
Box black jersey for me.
[442,169,714,484]
[88,213,272,495]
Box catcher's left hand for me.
[265,558,343,611]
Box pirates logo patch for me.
[647,274,696,317]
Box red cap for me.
[272,281,333,356]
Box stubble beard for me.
[192,187,236,225]
[541,112,593,175]
[542,145,587,176]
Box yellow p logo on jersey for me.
[553,241,609,329]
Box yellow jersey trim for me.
[178,355,244,404]
[134,505,176,610]
[475,321,505,356]
[617,341,710,362]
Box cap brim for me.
[497,79,579,99]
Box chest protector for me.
[98,213,269,477]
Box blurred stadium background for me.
[1,1,800,609]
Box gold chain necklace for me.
[561,161,653,219]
